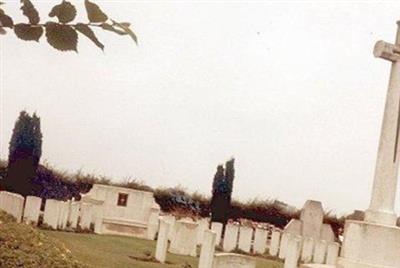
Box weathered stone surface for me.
[301,237,315,263]
[253,227,268,254]
[211,222,223,246]
[320,224,335,242]
[313,240,327,264]
[162,214,176,241]
[169,219,198,257]
[155,219,170,263]
[68,201,80,229]
[0,191,24,223]
[197,218,210,245]
[338,220,400,268]
[326,242,339,265]
[23,196,42,225]
[43,199,60,229]
[223,223,239,252]
[300,200,324,240]
[147,204,160,240]
[284,219,302,236]
[238,226,253,253]
[57,201,69,229]
[199,230,216,268]
[212,253,256,268]
[279,232,292,259]
[284,235,302,268]
[80,202,93,230]
[269,230,281,256]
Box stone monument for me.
[338,21,400,268]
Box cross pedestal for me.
[338,21,400,268]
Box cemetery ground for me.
[42,229,283,268]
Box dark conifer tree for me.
[2,111,42,196]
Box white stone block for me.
[43,199,60,229]
[57,201,69,229]
[169,219,199,257]
[212,253,256,268]
[23,196,41,225]
[223,223,239,252]
[199,230,216,268]
[301,237,315,263]
[284,235,302,268]
[155,219,170,263]
[326,242,339,265]
[253,227,268,254]
[279,232,292,259]
[269,230,281,256]
[300,200,324,240]
[162,215,176,241]
[197,218,210,245]
[211,222,223,246]
[313,240,327,264]
[238,226,253,253]
[0,191,24,223]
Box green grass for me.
[42,230,283,268]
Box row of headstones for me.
[0,191,97,231]
[278,232,340,268]
[155,218,257,268]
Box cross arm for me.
[374,40,400,62]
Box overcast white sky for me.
[2,1,400,214]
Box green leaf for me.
[20,0,40,24]
[0,13,13,28]
[112,20,137,44]
[84,0,107,23]
[14,23,43,41]
[49,1,77,24]
[45,22,77,52]
[75,23,104,50]
[101,23,127,35]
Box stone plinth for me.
[169,220,199,257]
[238,226,253,253]
[199,230,216,268]
[223,223,239,252]
[212,253,256,268]
[337,220,400,268]
[23,196,42,225]
[155,220,170,263]
[211,222,223,246]
[253,228,268,254]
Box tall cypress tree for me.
[210,158,235,224]
[2,111,42,196]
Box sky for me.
[2,1,400,214]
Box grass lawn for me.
[42,230,283,268]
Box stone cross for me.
[365,21,400,226]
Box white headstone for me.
[197,218,210,245]
[211,222,223,246]
[326,242,339,265]
[43,199,60,229]
[199,230,216,268]
[269,230,281,256]
[320,224,335,242]
[80,202,93,230]
[23,196,41,225]
[169,219,199,257]
[300,200,324,240]
[238,225,253,253]
[155,219,170,263]
[284,219,302,236]
[223,223,239,252]
[313,240,327,264]
[68,201,80,229]
[147,204,160,240]
[162,214,176,241]
[57,201,69,229]
[301,237,315,263]
[212,253,256,268]
[0,191,24,223]
[284,235,302,268]
[279,232,292,259]
[253,227,268,254]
